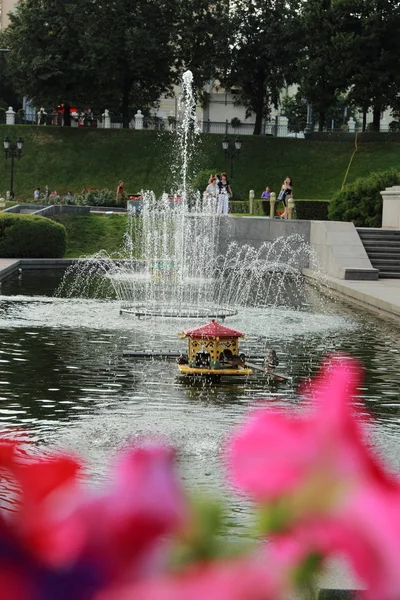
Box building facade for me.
[0,0,15,29]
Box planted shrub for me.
[329,170,400,227]
[75,188,119,207]
[190,169,220,193]
[0,213,67,258]
[295,200,329,220]
[229,200,249,214]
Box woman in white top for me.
[205,176,218,196]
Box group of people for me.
[33,186,74,202]
[261,177,293,219]
[204,173,232,215]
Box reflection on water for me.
[0,270,400,531]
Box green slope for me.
[1,125,400,201]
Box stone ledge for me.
[344,268,379,281]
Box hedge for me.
[329,170,400,227]
[0,213,67,258]
[229,199,329,219]
[295,200,329,220]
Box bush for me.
[295,200,329,220]
[229,200,249,214]
[190,169,220,193]
[75,188,119,207]
[389,120,400,132]
[0,213,67,258]
[329,170,400,227]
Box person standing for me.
[217,173,232,215]
[205,176,218,197]
[116,180,125,204]
[45,185,51,200]
[261,186,271,199]
[278,177,293,219]
[34,187,41,201]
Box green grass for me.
[53,213,128,257]
[1,125,400,202]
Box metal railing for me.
[5,112,397,136]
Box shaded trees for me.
[82,0,179,128]
[297,0,354,131]
[4,0,97,126]
[5,0,179,128]
[344,0,400,131]
[221,0,302,135]
[175,0,230,99]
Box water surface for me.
[1,270,400,532]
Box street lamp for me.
[4,136,24,199]
[222,135,242,180]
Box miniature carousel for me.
[176,319,253,378]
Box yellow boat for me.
[177,319,253,378]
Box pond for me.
[1,269,400,534]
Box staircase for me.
[357,228,400,278]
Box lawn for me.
[1,125,400,203]
[53,213,128,258]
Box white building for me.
[0,0,15,29]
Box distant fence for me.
[4,109,395,137]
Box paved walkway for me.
[304,269,400,320]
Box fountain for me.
[57,70,324,321]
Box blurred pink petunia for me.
[226,355,400,599]
[96,555,288,600]
[0,440,185,599]
[226,355,396,510]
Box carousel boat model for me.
[176,319,253,379]
[123,319,289,382]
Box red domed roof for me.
[183,319,244,339]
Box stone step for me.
[368,252,400,261]
[362,240,400,248]
[359,236,400,244]
[357,228,400,236]
[374,265,400,273]
[379,271,400,278]
[370,259,400,267]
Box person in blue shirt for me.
[261,186,271,199]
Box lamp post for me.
[4,136,24,199]
[305,102,313,134]
[222,135,242,180]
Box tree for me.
[4,0,179,128]
[343,0,400,131]
[220,0,302,135]
[82,0,179,128]
[174,0,230,99]
[297,0,354,132]
[281,91,357,132]
[0,34,22,111]
[4,0,98,126]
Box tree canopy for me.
[4,0,400,132]
[220,0,302,135]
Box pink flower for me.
[226,355,395,511]
[287,486,400,600]
[0,439,185,599]
[96,556,287,600]
[226,355,400,599]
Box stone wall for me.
[219,217,378,280]
[218,217,311,270]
